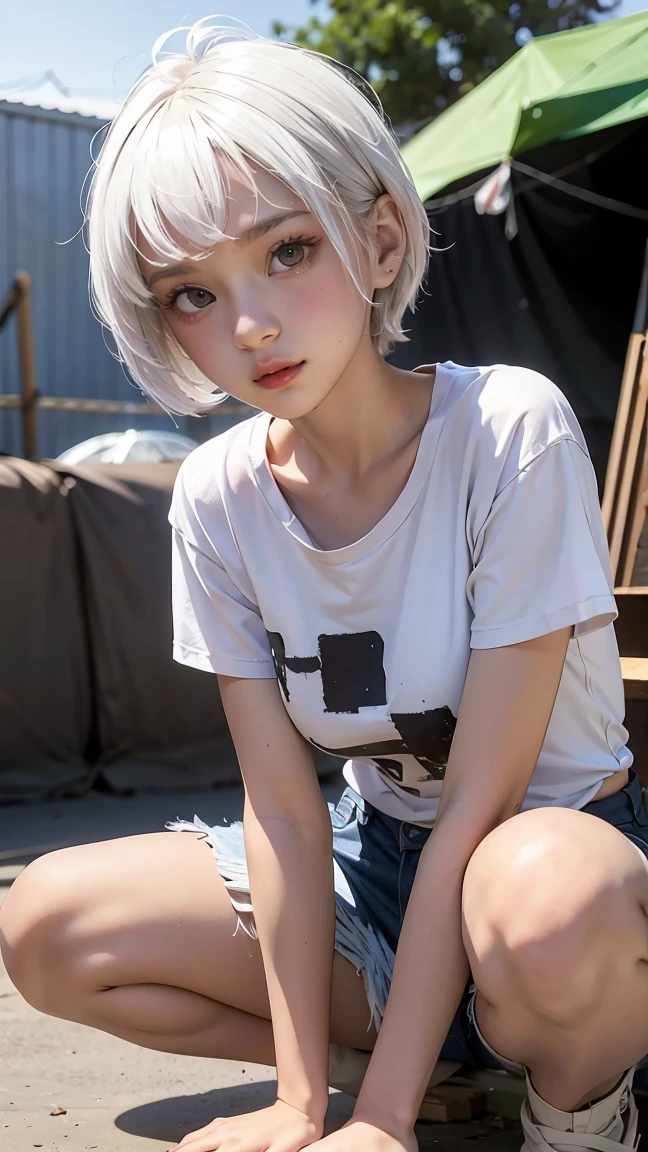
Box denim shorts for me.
[168,768,648,1073]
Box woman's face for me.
[137,165,377,418]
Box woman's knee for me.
[0,847,92,1015]
[462,807,645,1027]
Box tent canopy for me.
[401,10,648,201]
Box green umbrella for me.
[401,10,648,202]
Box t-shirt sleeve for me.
[171,530,276,676]
[168,451,276,677]
[467,436,617,649]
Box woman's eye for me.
[271,242,306,271]
[173,288,215,314]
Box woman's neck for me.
[268,340,435,484]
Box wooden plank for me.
[621,657,648,680]
[620,427,648,586]
[0,395,251,417]
[613,587,648,658]
[15,272,38,460]
[602,333,645,533]
[603,238,648,537]
[621,656,648,699]
[609,340,648,583]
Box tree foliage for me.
[273,0,618,131]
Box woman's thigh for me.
[0,830,377,1049]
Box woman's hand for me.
[169,1098,323,1152]
[309,1118,418,1152]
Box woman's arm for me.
[218,674,336,1129]
[352,626,572,1132]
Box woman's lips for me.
[255,361,305,390]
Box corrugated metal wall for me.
[0,100,234,459]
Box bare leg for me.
[463,806,648,1110]
[0,831,377,1062]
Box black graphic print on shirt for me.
[267,630,457,796]
[267,630,386,712]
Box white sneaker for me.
[520,1068,640,1151]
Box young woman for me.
[1,19,647,1152]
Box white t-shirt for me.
[169,361,632,826]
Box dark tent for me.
[393,14,648,489]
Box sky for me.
[0,0,646,95]
[0,0,325,94]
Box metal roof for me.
[0,73,122,123]
[0,68,248,458]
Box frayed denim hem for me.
[166,816,394,1032]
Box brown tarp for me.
[0,457,337,802]
[0,459,92,799]
[51,461,240,794]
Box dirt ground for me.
[0,780,522,1152]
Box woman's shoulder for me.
[174,413,261,503]
[169,413,263,550]
[440,361,587,469]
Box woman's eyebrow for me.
[146,210,312,287]
[147,261,197,289]
[238,209,310,244]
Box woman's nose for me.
[233,309,281,350]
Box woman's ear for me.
[372,193,406,288]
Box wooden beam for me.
[621,656,648,700]
[609,344,648,583]
[15,273,38,460]
[603,238,648,535]
[0,395,250,417]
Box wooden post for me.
[14,272,38,460]
[602,239,648,540]
[619,423,648,587]
[609,341,648,583]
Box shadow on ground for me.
[116,1081,525,1150]
[116,1080,359,1144]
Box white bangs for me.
[86,19,430,415]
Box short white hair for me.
[86,18,430,414]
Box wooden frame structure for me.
[0,272,249,460]
[0,272,38,459]
[602,239,648,587]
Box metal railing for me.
[0,272,250,458]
